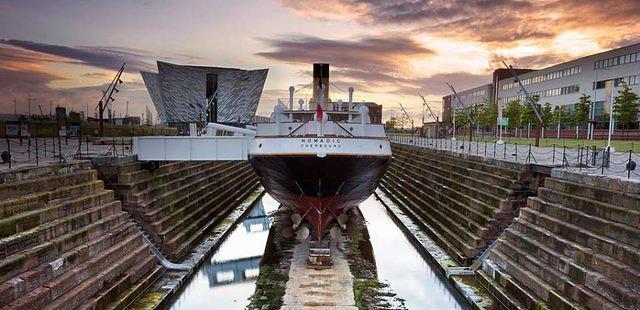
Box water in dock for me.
[169,194,466,309]
[169,195,280,309]
[360,196,467,309]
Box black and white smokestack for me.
[312,63,330,107]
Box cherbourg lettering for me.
[300,138,342,148]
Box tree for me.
[503,100,523,133]
[613,83,640,138]
[540,102,553,138]
[541,103,553,128]
[385,116,409,131]
[477,100,497,131]
[572,93,591,138]
[552,105,570,139]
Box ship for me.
[249,63,392,241]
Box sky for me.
[1,0,639,123]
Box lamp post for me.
[592,65,610,140]
[606,81,614,151]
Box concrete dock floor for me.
[282,238,357,310]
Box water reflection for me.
[360,196,466,310]
[170,194,279,310]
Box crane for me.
[502,60,543,147]
[419,94,440,138]
[396,102,415,135]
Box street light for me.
[592,65,609,140]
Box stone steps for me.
[0,211,131,284]
[379,178,479,262]
[0,164,160,309]
[392,153,508,208]
[511,218,640,294]
[398,148,523,191]
[161,168,259,250]
[482,170,640,309]
[488,249,583,309]
[527,197,640,248]
[154,165,254,237]
[0,222,137,307]
[393,147,522,195]
[131,161,230,206]
[167,176,260,260]
[384,168,490,242]
[0,180,105,218]
[0,170,98,201]
[0,198,121,259]
[518,206,640,268]
[393,144,527,181]
[388,159,500,218]
[503,226,639,308]
[95,160,261,261]
[538,187,640,227]
[142,161,240,221]
[378,182,471,264]
[382,144,535,265]
[0,189,116,239]
[544,176,640,212]
[43,242,152,310]
[115,162,212,196]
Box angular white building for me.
[141,61,268,125]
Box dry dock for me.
[0,138,638,309]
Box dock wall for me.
[0,162,162,309]
[384,142,639,309]
[479,170,640,309]
[380,143,544,265]
[94,159,260,261]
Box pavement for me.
[0,137,130,172]
[391,135,640,181]
[282,237,357,310]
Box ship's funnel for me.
[311,63,330,109]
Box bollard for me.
[627,150,634,179]
[35,137,39,166]
[6,138,11,169]
[503,143,506,159]
[527,144,531,163]
[562,146,567,167]
[579,147,583,171]
[552,144,556,164]
[601,147,606,174]
[58,128,62,163]
[484,141,487,157]
[515,143,518,161]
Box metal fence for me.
[390,135,640,180]
[1,127,133,171]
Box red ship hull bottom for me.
[250,155,391,241]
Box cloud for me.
[0,44,152,117]
[256,34,434,74]
[0,39,155,73]
[281,0,640,47]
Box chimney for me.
[348,87,354,111]
[288,86,295,110]
[311,63,330,109]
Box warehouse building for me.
[443,42,640,124]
